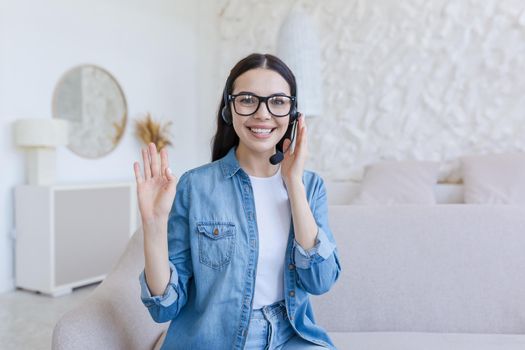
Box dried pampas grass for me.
[135,113,173,150]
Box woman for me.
[134,53,341,349]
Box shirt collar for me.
[220,146,242,179]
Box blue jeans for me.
[245,300,328,350]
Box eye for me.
[238,95,257,105]
[269,96,289,106]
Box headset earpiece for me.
[289,98,299,124]
[221,86,232,125]
[221,105,232,125]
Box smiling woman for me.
[134,53,341,350]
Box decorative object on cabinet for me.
[134,112,173,150]
[52,64,127,158]
[277,5,322,118]
[13,118,69,185]
[14,182,138,296]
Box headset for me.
[221,84,300,164]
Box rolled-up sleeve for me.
[293,227,336,269]
[294,175,341,295]
[139,261,179,308]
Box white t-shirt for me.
[248,165,291,309]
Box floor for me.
[0,283,99,350]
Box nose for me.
[253,101,271,120]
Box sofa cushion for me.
[461,153,525,204]
[352,160,439,205]
[329,332,525,350]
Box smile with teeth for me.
[247,127,276,136]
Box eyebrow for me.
[233,91,289,96]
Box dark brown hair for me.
[210,53,297,161]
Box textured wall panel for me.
[217,0,525,182]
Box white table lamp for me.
[13,118,69,185]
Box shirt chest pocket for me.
[196,221,236,270]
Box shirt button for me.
[289,290,295,297]
[213,228,219,236]
[288,264,295,270]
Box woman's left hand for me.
[281,113,308,187]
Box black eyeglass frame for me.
[227,93,296,117]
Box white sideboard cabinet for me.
[15,183,138,296]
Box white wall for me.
[0,0,219,293]
[216,0,525,182]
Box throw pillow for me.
[352,160,439,205]
[461,153,525,204]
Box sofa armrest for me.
[52,228,167,350]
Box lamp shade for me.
[13,118,69,147]
[277,7,323,118]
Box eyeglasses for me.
[228,93,295,117]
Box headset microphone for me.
[269,116,299,165]
[269,150,284,165]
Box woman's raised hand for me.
[133,143,177,225]
[281,113,308,187]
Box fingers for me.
[294,114,307,156]
[283,138,291,153]
[133,161,143,183]
[300,114,307,150]
[160,147,177,183]
[141,143,173,182]
[165,166,176,182]
[160,148,168,180]
[142,148,152,179]
[149,143,160,177]
[282,138,291,160]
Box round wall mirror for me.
[52,65,127,158]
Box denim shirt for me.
[139,146,341,350]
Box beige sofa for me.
[53,184,525,349]
[315,204,525,349]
